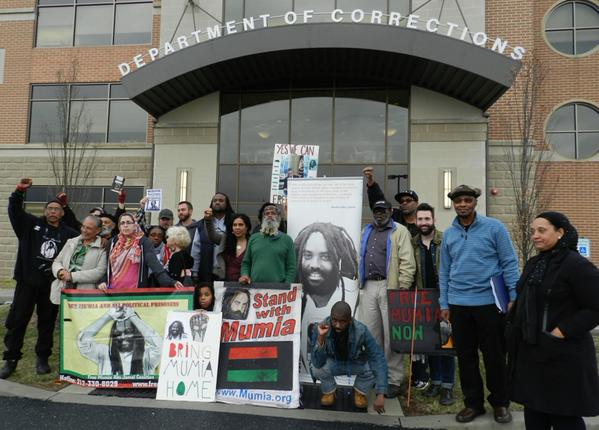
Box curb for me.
[2,379,599,429]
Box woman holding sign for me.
[508,212,599,429]
[99,213,184,290]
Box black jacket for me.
[8,191,78,286]
[366,182,418,237]
[508,249,599,416]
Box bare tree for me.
[502,54,554,265]
[44,60,97,213]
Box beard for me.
[418,224,435,235]
[260,218,280,236]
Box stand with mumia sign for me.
[388,289,455,355]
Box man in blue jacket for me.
[311,301,387,413]
[439,185,520,424]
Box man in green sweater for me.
[239,205,296,284]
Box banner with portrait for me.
[286,177,363,382]
[156,310,222,402]
[388,289,455,354]
[270,144,319,205]
[59,288,194,388]
[214,282,301,408]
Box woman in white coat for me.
[51,215,107,303]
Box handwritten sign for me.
[157,311,222,402]
[388,289,454,354]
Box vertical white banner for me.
[287,177,363,381]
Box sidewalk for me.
[1,378,598,429]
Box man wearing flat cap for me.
[359,200,415,398]
[362,167,419,237]
[439,185,520,424]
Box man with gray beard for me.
[239,205,296,284]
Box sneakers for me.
[36,357,51,375]
[439,388,455,405]
[413,379,430,390]
[384,383,401,398]
[0,360,17,379]
[320,391,336,407]
[353,389,368,409]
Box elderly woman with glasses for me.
[50,215,107,303]
[98,213,183,290]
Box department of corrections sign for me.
[118,9,526,76]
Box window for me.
[36,0,153,47]
[218,84,409,223]
[545,1,599,55]
[24,185,145,219]
[546,102,599,159]
[29,83,147,144]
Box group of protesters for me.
[1,171,599,429]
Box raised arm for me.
[8,178,38,238]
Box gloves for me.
[117,189,127,205]
[16,178,32,192]
[55,192,68,208]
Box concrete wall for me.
[410,86,487,230]
[152,92,220,219]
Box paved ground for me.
[1,379,598,429]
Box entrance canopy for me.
[121,23,520,118]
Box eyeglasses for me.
[119,221,135,226]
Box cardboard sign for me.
[388,289,455,354]
[156,311,222,402]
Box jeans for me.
[428,355,456,389]
[312,358,375,395]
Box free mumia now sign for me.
[388,290,455,355]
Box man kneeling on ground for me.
[311,301,387,413]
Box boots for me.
[36,357,51,375]
[440,387,455,406]
[0,360,17,379]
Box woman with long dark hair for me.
[507,212,599,429]
[204,209,251,281]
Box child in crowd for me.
[195,283,214,311]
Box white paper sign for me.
[270,144,319,205]
[156,311,222,402]
[145,189,162,212]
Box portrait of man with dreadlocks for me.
[294,222,359,375]
[77,306,162,376]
